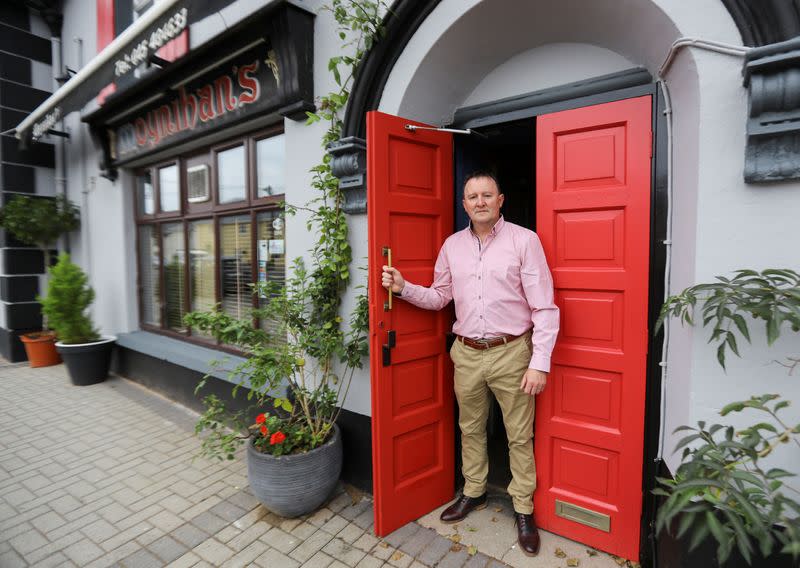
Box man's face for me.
[462,176,504,227]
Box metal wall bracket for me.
[328,136,367,214]
[743,36,800,183]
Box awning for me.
[14,0,223,145]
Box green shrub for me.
[39,253,99,344]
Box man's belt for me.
[457,333,524,350]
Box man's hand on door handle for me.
[382,266,405,294]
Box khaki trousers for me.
[450,334,536,514]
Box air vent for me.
[187,165,210,203]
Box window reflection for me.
[218,146,246,203]
[220,215,252,319]
[162,222,186,331]
[159,165,180,212]
[256,135,285,198]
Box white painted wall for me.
[463,43,635,107]
[372,0,800,476]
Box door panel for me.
[534,96,652,560]
[367,111,455,536]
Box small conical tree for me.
[39,253,98,344]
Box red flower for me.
[260,425,269,436]
[270,431,286,445]
[255,413,266,424]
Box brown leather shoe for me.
[515,512,540,556]
[439,493,487,523]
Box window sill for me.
[116,330,252,387]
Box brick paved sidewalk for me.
[0,362,511,568]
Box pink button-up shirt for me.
[400,217,560,372]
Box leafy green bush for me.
[0,194,79,270]
[186,0,381,460]
[656,268,800,564]
[39,253,99,344]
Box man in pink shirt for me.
[381,171,559,556]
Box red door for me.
[534,96,652,560]
[367,111,455,536]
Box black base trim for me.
[113,345,373,492]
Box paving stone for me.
[0,549,25,568]
[339,499,371,522]
[386,548,414,568]
[326,492,353,513]
[171,523,210,549]
[209,499,247,522]
[48,494,82,516]
[121,548,163,568]
[62,538,104,565]
[292,521,320,539]
[338,521,365,544]
[226,490,260,512]
[322,536,367,566]
[99,521,152,552]
[436,547,470,568]
[149,510,185,533]
[355,555,385,568]
[227,522,270,552]
[307,507,335,527]
[83,541,141,568]
[353,506,375,530]
[353,531,380,553]
[30,510,67,533]
[371,542,395,561]
[320,514,349,536]
[147,534,189,563]
[256,546,302,568]
[221,540,269,568]
[164,550,202,568]
[190,510,229,534]
[36,552,74,568]
[398,526,437,557]
[82,517,118,543]
[193,538,235,564]
[3,487,36,508]
[8,528,48,555]
[465,551,492,567]
[384,523,420,549]
[417,535,453,566]
[290,528,335,562]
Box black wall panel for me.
[1,163,36,192]
[0,276,38,302]
[0,80,51,113]
[0,52,32,84]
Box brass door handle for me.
[383,246,392,311]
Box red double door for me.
[367,96,652,561]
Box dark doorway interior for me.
[452,118,536,491]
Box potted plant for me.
[0,194,80,366]
[185,258,368,517]
[39,253,115,386]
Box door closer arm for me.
[404,125,487,138]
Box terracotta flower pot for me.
[20,332,62,368]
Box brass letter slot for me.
[555,500,610,533]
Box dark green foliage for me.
[655,395,800,564]
[39,253,99,344]
[657,269,800,369]
[186,0,383,460]
[656,269,800,564]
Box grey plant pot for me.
[247,424,343,518]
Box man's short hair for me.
[463,170,501,194]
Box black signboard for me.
[82,2,314,175]
[113,43,279,162]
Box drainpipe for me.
[74,37,93,278]
[52,35,69,254]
